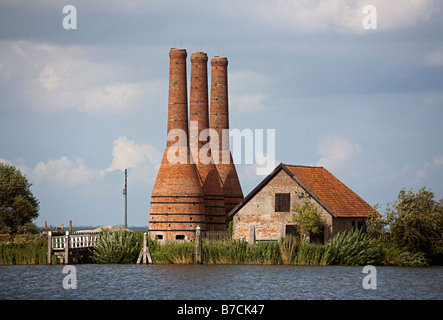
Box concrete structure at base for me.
[228,163,374,243]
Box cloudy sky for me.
[1,0,442,227]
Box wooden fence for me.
[48,231,99,264]
[202,231,232,241]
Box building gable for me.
[229,163,373,219]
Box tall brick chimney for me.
[189,52,226,231]
[210,57,244,217]
[149,48,206,241]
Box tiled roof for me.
[284,164,372,217]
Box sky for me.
[0,0,442,227]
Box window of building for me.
[275,193,290,212]
[176,235,185,240]
[155,234,163,240]
[352,221,365,230]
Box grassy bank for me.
[146,229,433,266]
[0,240,57,265]
[1,229,437,266]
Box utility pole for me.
[124,169,127,229]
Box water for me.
[0,264,442,300]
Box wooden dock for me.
[47,231,99,264]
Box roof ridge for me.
[282,163,324,169]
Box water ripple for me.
[0,264,442,300]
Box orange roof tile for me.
[284,164,372,217]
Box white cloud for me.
[415,155,443,180]
[416,162,431,179]
[104,136,162,182]
[250,0,438,34]
[316,135,362,171]
[229,69,270,112]
[0,40,162,114]
[16,156,100,186]
[1,136,162,188]
[36,65,62,91]
[231,94,269,113]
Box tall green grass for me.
[201,240,280,264]
[0,229,393,266]
[0,240,52,265]
[151,240,195,264]
[147,229,382,266]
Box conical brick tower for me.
[189,52,226,231]
[209,57,244,217]
[149,49,206,241]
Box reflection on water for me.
[0,264,442,300]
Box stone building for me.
[228,163,374,243]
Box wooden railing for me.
[202,231,232,241]
[51,232,99,250]
[48,231,99,264]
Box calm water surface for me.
[0,264,442,300]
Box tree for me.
[292,197,324,243]
[0,163,39,234]
[385,187,443,254]
[366,203,387,239]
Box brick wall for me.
[232,170,336,242]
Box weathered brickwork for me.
[189,52,226,231]
[209,57,243,216]
[149,49,206,241]
[149,50,244,241]
[231,164,372,243]
[232,170,333,241]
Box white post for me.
[47,231,52,265]
[64,231,70,264]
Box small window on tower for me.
[275,193,290,212]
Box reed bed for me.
[202,240,280,264]
[0,240,51,265]
[148,229,381,266]
[0,229,400,266]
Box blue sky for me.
[1,0,442,227]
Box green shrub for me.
[381,243,429,267]
[323,229,381,266]
[91,230,142,264]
